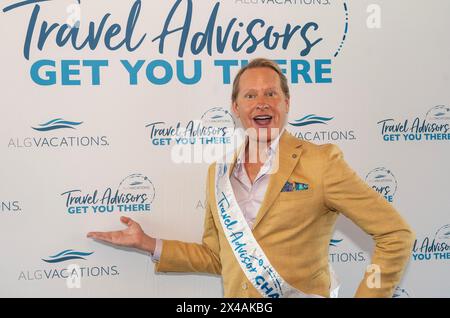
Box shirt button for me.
[242,282,248,290]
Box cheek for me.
[278,102,288,115]
[242,109,252,119]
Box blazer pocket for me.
[278,189,314,201]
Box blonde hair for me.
[231,58,290,102]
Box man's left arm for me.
[322,144,415,298]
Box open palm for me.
[87,216,145,249]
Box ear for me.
[232,101,240,117]
[285,98,290,113]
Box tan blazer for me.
[156,131,415,297]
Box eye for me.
[245,93,256,99]
[266,90,277,97]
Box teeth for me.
[254,115,272,120]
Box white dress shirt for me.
[151,131,283,262]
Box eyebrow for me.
[242,87,278,92]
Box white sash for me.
[215,162,340,298]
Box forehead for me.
[238,67,281,90]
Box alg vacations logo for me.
[1,0,349,86]
[1,200,21,213]
[18,249,119,281]
[61,174,155,215]
[377,105,450,142]
[412,224,450,262]
[7,118,109,148]
[289,114,356,142]
[328,238,367,264]
[365,167,398,203]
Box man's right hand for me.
[87,216,156,254]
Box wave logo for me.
[31,118,83,132]
[289,114,334,127]
[365,167,398,203]
[392,286,410,298]
[329,238,343,247]
[42,249,93,263]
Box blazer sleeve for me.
[155,164,222,275]
[322,144,415,297]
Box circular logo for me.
[118,174,155,204]
[392,286,410,298]
[434,224,450,241]
[425,105,450,123]
[201,107,236,137]
[365,168,398,199]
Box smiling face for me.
[232,67,289,143]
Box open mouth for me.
[253,115,273,126]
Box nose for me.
[256,103,269,111]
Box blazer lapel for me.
[252,131,304,230]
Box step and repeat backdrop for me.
[0,0,449,297]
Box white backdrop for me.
[0,0,449,297]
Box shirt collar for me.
[233,128,285,178]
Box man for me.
[87,58,415,298]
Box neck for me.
[244,128,284,164]
[244,138,272,165]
